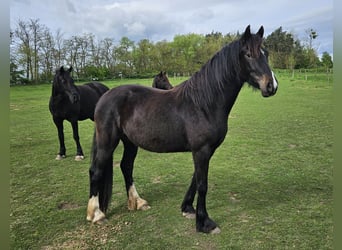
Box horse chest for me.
[50,99,80,119]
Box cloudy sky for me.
[10,0,333,56]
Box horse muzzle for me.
[261,72,278,97]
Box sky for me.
[10,0,333,57]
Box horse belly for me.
[124,121,189,153]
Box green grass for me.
[10,74,333,249]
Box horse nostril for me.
[73,94,79,103]
[267,81,273,93]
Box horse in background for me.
[87,25,278,233]
[152,71,173,90]
[49,66,109,160]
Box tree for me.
[100,38,115,74]
[13,19,52,83]
[153,40,173,73]
[54,29,65,69]
[39,28,55,81]
[28,19,47,83]
[134,39,154,76]
[264,27,295,68]
[306,28,318,50]
[10,18,325,84]
[14,20,32,80]
[115,37,135,77]
[171,33,204,74]
[321,52,333,69]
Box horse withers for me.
[49,66,109,161]
[87,25,278,233]
[152,71,173,90]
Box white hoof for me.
[55,154,66,160]
[210,227,221,234]
[75,155,84,161]
[93,209,106,223]
[182,212,196,219]
[87,196,105,223]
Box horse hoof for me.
[137,198,151,211]
[182,212,196,219]
[75,155,84,161]
[139,204,151,211]
[55,154,66,160]
[92,209,106,223]
[210,227,221,234]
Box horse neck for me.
[51,85,68,102]
[179,42,244,115]
[51,83,78,99]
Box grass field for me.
[10,74,333,249]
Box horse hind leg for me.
[181,174,196,219]
[87,149,114,223]
[53,117,66,159]
[121,139,150,211]
[87,128,118,223]
[71,121,84,161]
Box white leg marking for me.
[211,227,221,234]
[128,184,150,211]
[182,212,196,219]
[87,195,105,223]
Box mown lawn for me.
[10,75,333,249]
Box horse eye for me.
[246,53,251,58]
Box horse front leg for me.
[53,117,66,160]
[192,147,221,234]
[71,121,84,161]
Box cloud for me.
[10,0,333,54]
[60,1,184,41]
[124,21,146,37]
[65,0,76,13]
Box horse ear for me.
[241,25,251,43]
[257,26,264,38]
[69,66,73,72]
[60,66,65,72]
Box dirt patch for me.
[42,221,127,249]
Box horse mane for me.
[176,40,242,112]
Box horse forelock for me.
[244,34,263,58]
[177,40,241,112]
[52,67,78,99]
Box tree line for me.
[10,19,333,85]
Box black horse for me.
[152,71,173,90]
[87,26,278,233]
[49,66,109,160]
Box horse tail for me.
[89,128,113,213]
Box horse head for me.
[53,66,80,103]
[153,71,173,90]
[239,25,278,97]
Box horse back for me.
[77,82,109,120]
